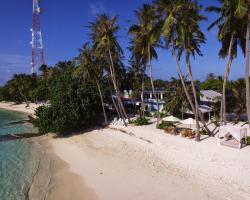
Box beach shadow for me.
[0,133,43,142]
[52,125,107,139]
[6,119,32,125]
[200,135,210,141]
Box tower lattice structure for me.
[31,0,45,74]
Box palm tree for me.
[129,4,160,124]
[76,44,108,126]
[153,0,207,140]
[129,40,147,118]
[207,0,246,125]
[88,14,129,125]
[175,1,206,141]
[245,1,250,129]
[235,0,250,129]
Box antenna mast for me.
[31,0,45,74]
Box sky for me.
[0,0,247,85]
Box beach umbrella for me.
[162,115,181,122]
[180,118,199,129]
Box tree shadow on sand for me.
[51,125,108,139]
[0,133,43,142]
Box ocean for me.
[0,109,39,200]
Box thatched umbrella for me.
[162,115,181,123]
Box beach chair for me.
[188,131,195,139]
[181,129,188,137]
[112,117,118,125]
[117,118,123,125]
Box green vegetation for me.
[0,74,37,105]
[164,78,190,119]
[200,129,209,136]
[132,117,149,126]
[33,70,100,135]
[247,137,250,145]
[129,4,160,123]
[157,121,173,130]
[206,0,248,124]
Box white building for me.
[141,90,173,101]
[200,90,222,104]
[186,104,214,121]
[184,90,222,121]
[141,90,174,112]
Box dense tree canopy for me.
[33,67,101,135]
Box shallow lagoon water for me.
[0,109,39,200]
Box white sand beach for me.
[46,124,250,200]
[1,103,250,200]
[0,102,41,115]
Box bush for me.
[200,129,208,135]
[152,112,166,119]
[157,121,173,129]
[33,105,54,134]
[145,111,152,117]
[33,70,101,135]
[247,137,250,145]
[132,117,149,126]
[160,112,167,119]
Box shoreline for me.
[27,137,51,200]
[28,135,98,200]
[0,102,40,116]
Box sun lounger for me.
[112,117,118,125]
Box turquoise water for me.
[0,109,39,200]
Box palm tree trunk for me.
[108,49,128,125]
[148,46,160,125]
[173,52,196,115]
[141,63,146,119]
[108,80,121,119]
[221,34,234,125]
[173,51,211,136]
[245,17,250,130]
[181,101,184,120]
[134,66,141,117]
[185,53,200,141]
[96,79,108,126]
[220,98,223,124]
